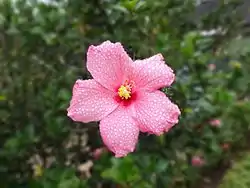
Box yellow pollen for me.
[118,85,131,100]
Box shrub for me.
[219,152,250,188]
[1,0,250,187]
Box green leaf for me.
[58,177,80,188]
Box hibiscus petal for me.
[131,54,175,91]
[86,41,132,91]
[138,53,165,64]
[99,106,139,157]
[67,79,119,123]
[134,91,180,135]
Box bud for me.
[221,143,230,150]
[209,119,221,127]
[93,147,106,160]
[208,64,216,71]
[192,156,205,167]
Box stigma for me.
[117,80,134,100]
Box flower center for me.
[117,80,134,100]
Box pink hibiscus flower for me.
[67,41,181,157]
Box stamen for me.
[117,80,134,100]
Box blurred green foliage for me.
[1,0,250,187]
